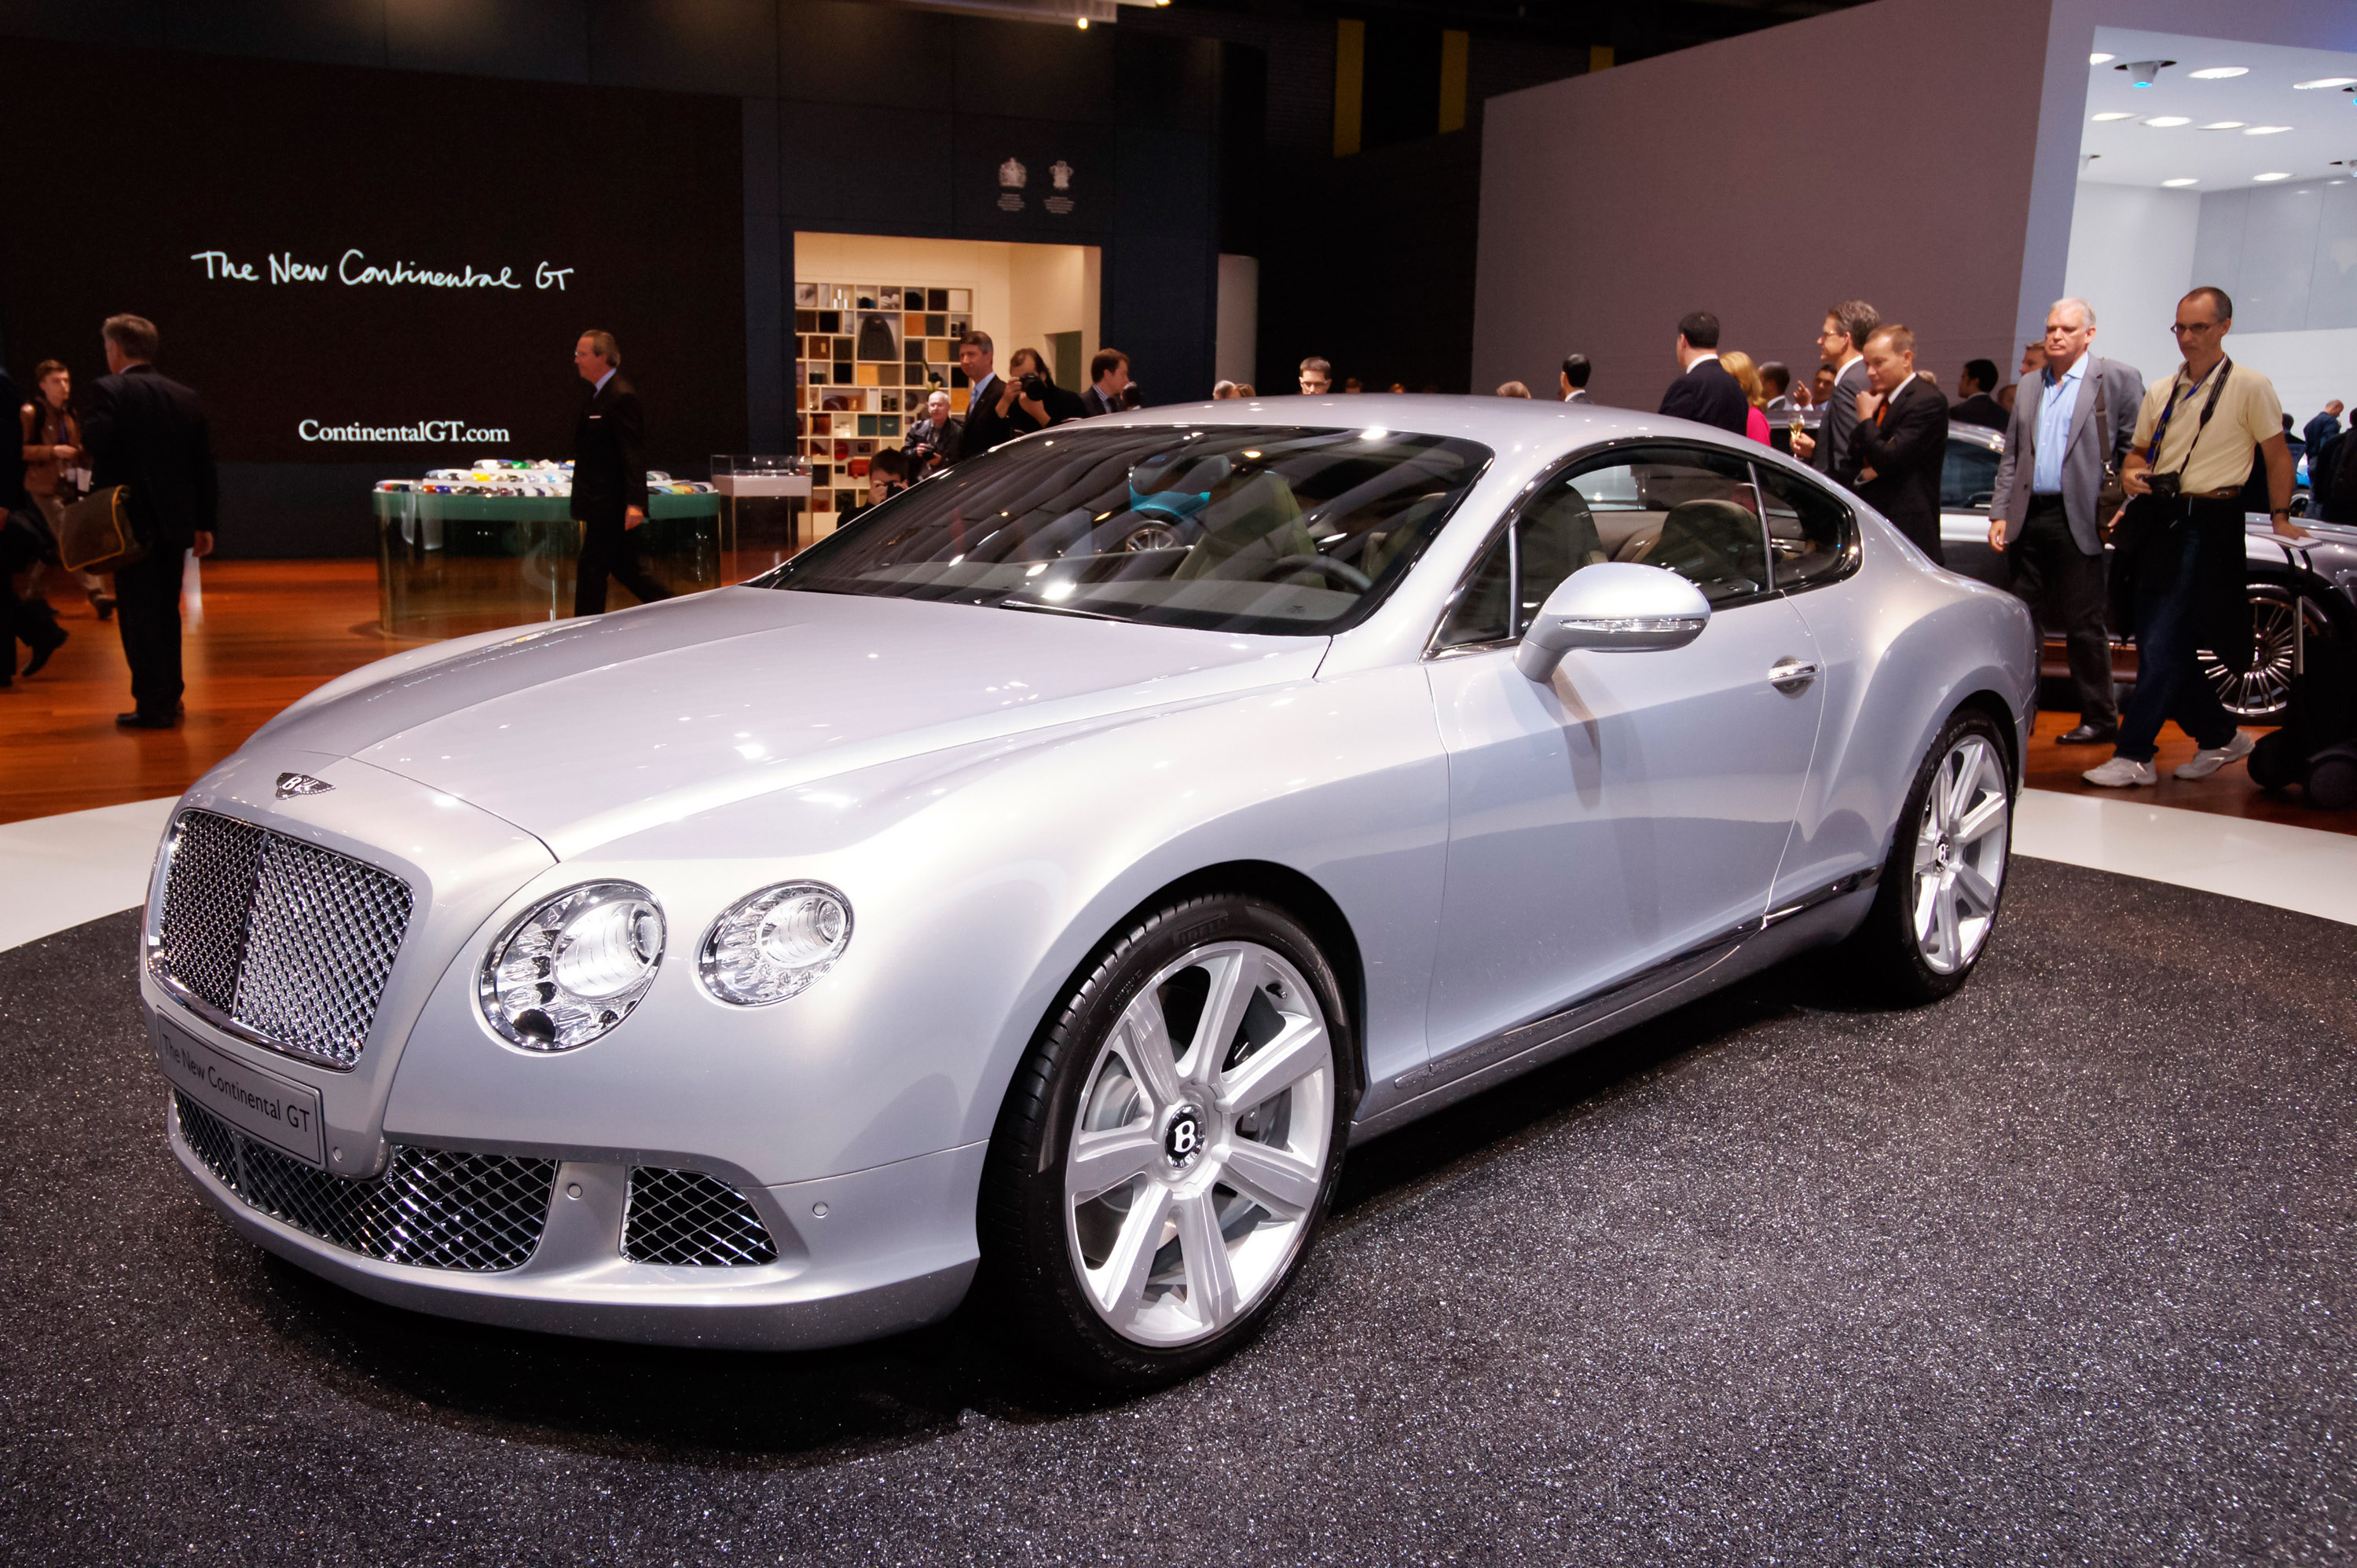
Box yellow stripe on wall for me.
[1439,30,1468,134]
[1335,18,1364,158]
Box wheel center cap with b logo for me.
[1162,1104,1207,1170]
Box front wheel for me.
[1838,709,2014,1005]
[978,894,1351,1389]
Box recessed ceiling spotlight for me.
[2255,171,2293,181]
[2091,111,2137,121]
[2187,66,2249,79]
[2200,121,2246,130]
[2162,178,2200,187]
[2090,52,2116,65]
[2293,77,2357,89]
[2143,116,2192,127]
[2246,125,2295,134]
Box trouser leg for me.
[113,550,185,717]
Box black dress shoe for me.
[21,627,66,676]
[116,710,177,730]
[2056,723,2117,745]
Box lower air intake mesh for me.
[623,1167,779,1266]
[173,1092,555,1273]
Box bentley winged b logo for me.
[274,772,335,798]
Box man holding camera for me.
[2082,286,2308,789]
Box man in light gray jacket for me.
[1989,297,2146,745]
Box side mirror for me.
[1514,562,1711,683]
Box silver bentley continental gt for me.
[143,399,2036,1387]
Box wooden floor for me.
[2,561,2352,833]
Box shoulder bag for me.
[57,485,145,574]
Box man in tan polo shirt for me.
[2083,285,2308,788]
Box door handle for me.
[1768,656,1820,694]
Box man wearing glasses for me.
[2082,286,2309,789]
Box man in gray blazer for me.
[1989,297,2145,744]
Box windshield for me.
[758,424,1494,635]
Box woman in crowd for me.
[1718,351,1774,445]
[19,359,109,619]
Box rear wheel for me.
[978,894,1350,1389]
[1839,709,2014,1005]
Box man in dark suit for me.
[1793,299,1879,477]
[1656,311,1749,434]
[1949,359,2009,430]
[570,329,672,617]
[81,313,217,727]
[1989,298,2145,743]
[1082,349,1130,417]
[1838,323,1948,564]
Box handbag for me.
[57,485,145,574]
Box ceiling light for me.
[2143,116,2191,127]
[2255,171,2293,181]
[2163,178,2200,187]
[2294,77,2357,90]
[2200,121,2246,130]
[2246,125,2294,134]
[2187,67,2249,79]
[2091,111,2136,121]
[2090,52,2116,65]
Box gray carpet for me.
[1,859,2351,1566]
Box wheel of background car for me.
[2198,583,2336,720]
[1835,708,2012,1005]
[1265,554,1373,591]
[1116,521,1185,552]
[978,892,1351,1389]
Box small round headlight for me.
[699,882,852,1006]
[480,881,664,1051]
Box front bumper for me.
[166,1093,983,1350]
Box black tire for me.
[1838,707,2015,1006]
[2247,728,2298,792]
[2308,751,2357,811]
[977,892,1354,1391]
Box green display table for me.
[374,489,724,637]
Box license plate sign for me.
[154,1016,326,1169]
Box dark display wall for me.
[0,38,744,506]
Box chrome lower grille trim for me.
[150,809,414,1070]
[173,1092,556,1273]
[623,1167,779,1267]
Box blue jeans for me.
[2115,522,2238,763]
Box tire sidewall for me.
[982,892,1355,1388]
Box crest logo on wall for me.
[1046,159,1075,215]
[998,157,1027,212]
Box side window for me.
[1752,461,1857,591]
[1940,438,2001,511]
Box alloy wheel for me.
[1063,940,1334,1347]
[1910,735,2009,975]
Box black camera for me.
[2146,471,2181,504]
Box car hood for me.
[259,588,1326,858]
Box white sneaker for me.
[2173,730,2256,780]
[2083,756,2159,787]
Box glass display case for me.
[374,461,724,638]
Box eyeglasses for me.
[2170,321,2223,335]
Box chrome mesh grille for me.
[174,1092,556,1273]
[623,1167,779,1267]
[152,809,413,1069]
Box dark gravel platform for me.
[1,859,2352,1566]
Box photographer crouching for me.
[2083,286,2310,789]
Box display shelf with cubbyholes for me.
[795,281,973,518]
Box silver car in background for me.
[1937,423,2357,718]
[141,399,2034,1388]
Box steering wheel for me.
[1265,554,1373,591]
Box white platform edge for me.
[0,787,2348,958]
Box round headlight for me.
[479,881,665,1051]
[699,881,852,1006]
